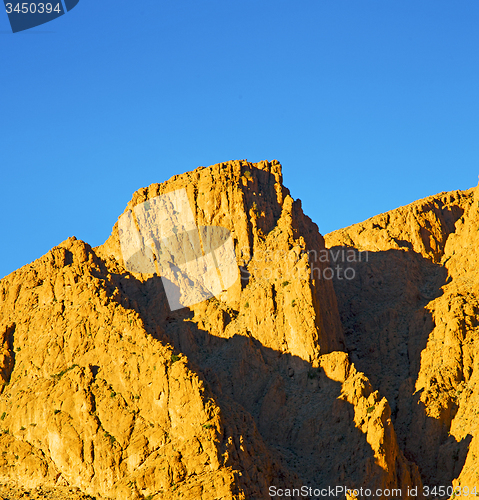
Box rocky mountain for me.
[326,184,479,491]
[0,160,476,499]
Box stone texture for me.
[325,182,479,490]
[3,160,465,498]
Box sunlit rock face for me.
[2,159,477,499]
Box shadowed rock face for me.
[325,185,479,488]
[1,159,475,499]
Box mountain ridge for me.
[0,160,477,499]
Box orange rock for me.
[0,160,442,498]
[326,181,479,489]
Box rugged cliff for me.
[326,184,479,490]
[2,159,472,499]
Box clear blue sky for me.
[1,0,478,279]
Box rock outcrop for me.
[5,159,474,498]
[326,183,479,490]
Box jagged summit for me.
[0,160,477,498]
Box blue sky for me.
[1,0,478,279]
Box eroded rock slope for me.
[0,160,438,498]
[326,184,479,489]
